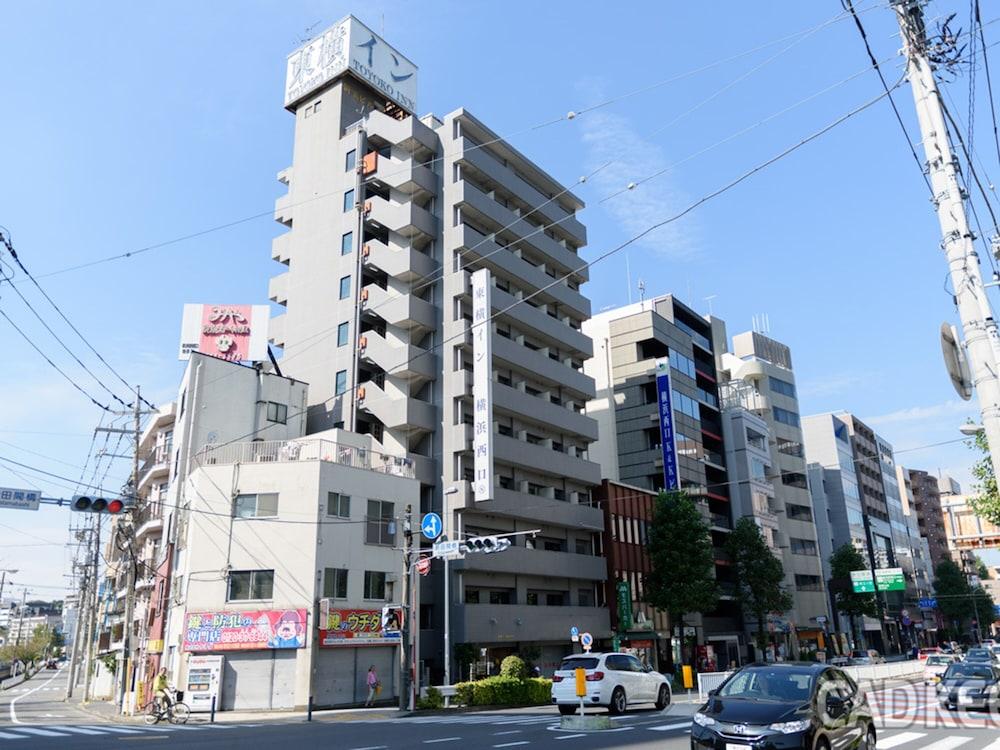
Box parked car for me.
[45,659,57,670]
[936,662,1000,711]
[918,647,942,661]
[850,650,885,665]
[923,654,959,685]
[963,647,997,665]
[550,653,671,715]
[691,663,874,750]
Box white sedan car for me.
[550,652,671,715]
[924,654,959,685]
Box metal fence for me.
[195,439,415,478]
[697,670,734,700]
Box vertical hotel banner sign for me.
[472,269,494,502]
[655,359,680,491]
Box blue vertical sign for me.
[655,360,680,491]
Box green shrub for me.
[450,676,552,706]
[454,681,475,706]
[500,655,527,679]
[417,685,444,710]
[525,677,552,704]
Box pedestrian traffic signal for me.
[72,495,125,514]
[464,536,512,554]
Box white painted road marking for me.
[8,667,63,723]
[880,734,929,749]
[5,727,70,737]
[47,726,106,735]
[920,738,974,750]
[649,721,692,731]
[556,734,586,740]
[423,739,462,744]
[493,744,530,748]
[493,730,522,735]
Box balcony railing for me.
[195,439,415,479]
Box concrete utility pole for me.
[117,386,142,714]
[894,0,1000,484]
[399,504,412,711]
[82,518,101,701]
[14,589,27,647]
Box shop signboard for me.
[319,606,402,647]
[183,609,307,652]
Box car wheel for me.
[655,684,671,711]
[558,704,576,716]
[815,735,831,750]
[609,687,627,715]
[863,724,876,750]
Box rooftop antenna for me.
[638,278,646,309]
[298,20,322,44]
[704,294,717,316]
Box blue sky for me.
[0,1,994,594]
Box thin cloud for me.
[578,108,698,259]
[797,372,865,399]
[866,399,975,427]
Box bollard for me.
[307,695,313,722]
[210,695,216,724]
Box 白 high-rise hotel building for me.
[270,17,609,674]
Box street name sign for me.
[432,540,464,560]
[0,488,41,511]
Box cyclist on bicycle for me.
[154,668,172,713]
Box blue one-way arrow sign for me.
[421,512,443,540]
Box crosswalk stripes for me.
[880,733,928,749]
[0,722,263,742]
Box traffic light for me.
[71,495,125,514]
[464,536,512,555]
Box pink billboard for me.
[183,609,307,652]
[178,304,270,362]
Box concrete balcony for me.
[268,272,289,307]
[137,449,169,494]
[463,546,607,581]
[271,232,291,265]
[360,330,436,381]
[274,193,293,226]
[493,334,594,400]
[471,486,604,531]
[135,517,163,542]
[362,283,436,331]
[367,109,439,153]
[454,224,590,319]
[459,140,586,244]
[455,181,588,283]
[374,156,436,197]
[364,195,436,240]
[269,313,286,349]
[462,604,610,643]
[493,381,598,441]
[494,433,601,485]
[357,380,436,432]
[491,285,592,360]
[362,239,437,283]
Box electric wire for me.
[976,0,1000,176]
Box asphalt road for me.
[2,671,1000,749]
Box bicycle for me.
[143,689,190,725]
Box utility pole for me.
[14,589,27,648]
[82,518,102,701]
[399,504,412,711]
[117,386,142,714]
[894,0,1000,484]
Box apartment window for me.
[327,492,350,519]
[266,401,287,424]
[776,438,804,457]
[770,376,797,399]
[337,322,350,347]
[465,589,480,604]
[575,539,591,555]
[751,458,769,481]
[323,568,348,599]
[345,149,357,171]
[546,592,566,606]
[498,424,513,437]
[234,493,278,519]
[526,592,539,606]
[498,475,515,490]
[746,429,767,451]
[578,588,594,607]
[366,499,395,545]
[669,349,697,378]
[773,406,800,427]
[227,570,274,601]
[341,231,354,255]
[525,433,544,446]
[339,276,351,300]
[335,370,348,395]
[489,590,512,605]
[672,390,701,420]
[313,99,322,112]
[790,537,818,556]
[343,189,355,212]
[363,570,387,600]
[781,472,808,489]
[786,503,813,521]
[795,574,823,591]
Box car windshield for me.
[558,658,599,671]
[966,649,991,660]
[717,668,814,702]
[945,664,993,679]
[926,656,951,666]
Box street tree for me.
[645,490,719,672]
[727,517,793,653]
[967,430,1000,524]
[935,559,975,628]
[829,544,878,645]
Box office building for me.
[907,469,952,571]
[270,16,608,674]
[583,295,741,661]
[718,331,830,653]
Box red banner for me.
[183,609,307,652]
[319,607,401,647]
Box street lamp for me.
[960,423,985,436]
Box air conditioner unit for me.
[386,573,398,584]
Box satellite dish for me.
[940,322,973,401]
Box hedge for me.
[452,676,552,707]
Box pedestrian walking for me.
[364,665,379,707]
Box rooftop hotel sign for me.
[284,16,418,114]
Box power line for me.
[976,0,1000,177]
[842,0,935,198]
[0,229,155,410]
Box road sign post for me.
[580,632,593,653]
[421,513,443,541]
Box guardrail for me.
[196,439,415,478]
